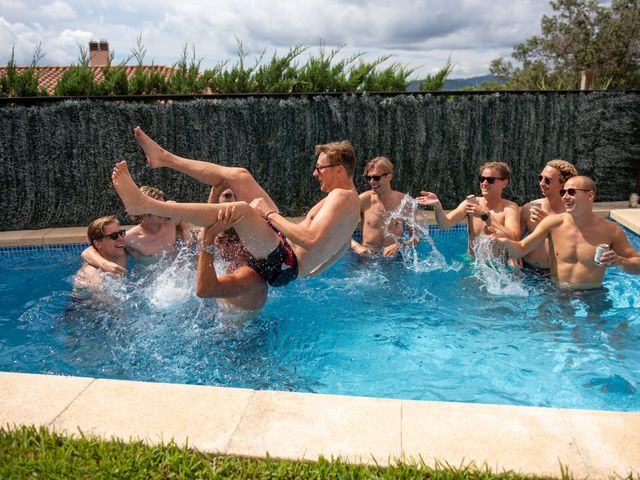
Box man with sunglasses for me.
[81,186,192,273]
[111,127,359,288]
[416,161,520,256]
[196,186,268,310]
[519,160,577,269]
[74,216,128,291]
[351,156,418,257]
[491,176,640,289]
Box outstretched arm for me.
[255,190,356,251]
[416,192,467,230]
[490,215,558,258]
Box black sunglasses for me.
[560,188,592,196]
[314,164,339,174]
[479,176,504,184]
[364,173,389,182]
[96,229,126,241]
[538,175,552,185]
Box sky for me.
[0,0,555,79]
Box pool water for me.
[1,225,639,412]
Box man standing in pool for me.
[351,156,419,257]
[196,186,268,310]
[519,160,577,269]
[415,161,520,255]
[111,127,360,286]
[74,216,128,291]
[490,176,640,289]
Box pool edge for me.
[1,371,638,478]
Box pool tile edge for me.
[1,372,638,478]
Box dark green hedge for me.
[1,92,638,230]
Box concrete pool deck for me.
[1,201,639,478]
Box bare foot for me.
[112,161,149,216]
[133,126,171,169]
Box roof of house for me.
[0,65,179,95]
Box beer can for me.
[530,201,542,220]
[630,193,638,208]
[466,194,477,205]
[594,244,609,265]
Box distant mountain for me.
[407,74,505,92]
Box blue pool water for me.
[1,225,639,412]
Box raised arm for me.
[350,192,372,256]
[481,202,521,240]
[490,214,560,258]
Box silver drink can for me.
[630,193,638,208]
[466,194,477,205]
[594,244,609,265]
[530,201,542,220]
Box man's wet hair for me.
[315,141,356,177]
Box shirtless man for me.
[351,156,418,257]
[196,186,267,310]
[81,186,192,273]
[111,127,360,286]
[491,176,640,289]
[519,160,577,268]
[74,216,127,291]
[416,161,520,255]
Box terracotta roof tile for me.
[0,65,179,95]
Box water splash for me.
[472,235,528,297]
[383,194,461,273]
[141,247,197,310]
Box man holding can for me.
[416,161,520,257]
[519,159,577,269]
[490,176,640,289]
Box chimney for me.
[89,39,109,66]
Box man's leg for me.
[134,127,279,213]
[112,161,278,258]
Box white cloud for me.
[38,1,77,21]
[1,0,553,77]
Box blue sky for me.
[1,0,554,79]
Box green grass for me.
[0,425,590,480]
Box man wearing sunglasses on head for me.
[351,156,418,257]
[490,176,640,289]
[74,216,128,291]
[519,160,577,270]
[196,186,268,311]
[416,161,520,256]
[81,186,193,274]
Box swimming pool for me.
[1,225,639,412]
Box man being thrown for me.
[416,161,520,255]
[74,216,127,291]
[351,156,418,257]
[196,186,267,310]
[519,159,577,269]
[490,176,640,289]
[112,127,360,286]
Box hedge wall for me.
[1,92,638,230]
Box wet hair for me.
[315,141,356,177]
[546,159,578,184]
[567,175,597,194]
[364,156,394,176]
[87,215,119,246]
[130,186,165,222]
[480,161,511,181]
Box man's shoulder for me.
[522,197,544,208]
[328,187,359,202]
[501,198,520,209]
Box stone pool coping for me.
[1,371,639,478]
[1,200,639,478]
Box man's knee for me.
[227,167,253,183]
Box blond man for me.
[416,161,520,255]
[520,159,577,269]
[351,156,417,256]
